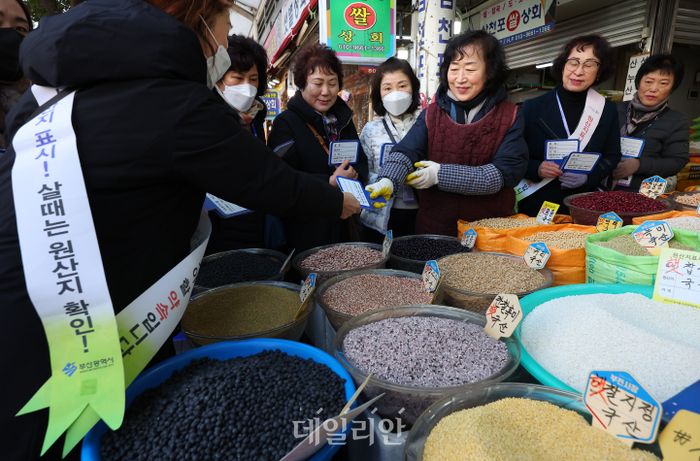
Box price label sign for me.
[422,260,441,293]
[461,228,477,250]
[382,229,393,258]
[653,248,700,308]
[524,242,550,270]
[596,212,623,232]
[300,273,317,304]
[639,175,667,199]
[536,201,560,225]
[484,294,522,339]
[659,410,700,461]
[632,221,674,255]
[584,370,662,445]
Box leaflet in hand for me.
[336,177,387,210]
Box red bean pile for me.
[570,191,667,213]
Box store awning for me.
[229,0,260,37]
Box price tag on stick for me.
[639,175,667,199]
[484,294,522,339]
[382,230,393,258]
[632,221,674,255]
[659,410,700,461]
[422,260,442,302]
[294,273,317,320]
[461,228,477,250]
[596,212,623,232]
[584,370,662,445]
[524,242,550,270]
[536,201,560,225]
[653,248,700,309]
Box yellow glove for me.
[365,178,393,208]
[406,161,440,189]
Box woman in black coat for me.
[517,35,621,216]
[268,44,369,251]
[612,54,690,190]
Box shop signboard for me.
[319,0,396,65]
[263,0,312,66]
[262,91,280,120]
[478,0,555,46]
[623,54,650,102]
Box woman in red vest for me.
[365,30,528,236]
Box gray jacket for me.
[617,102,690,191]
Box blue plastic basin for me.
[82,338,356,460]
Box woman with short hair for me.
[612,54,690,190]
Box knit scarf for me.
[321,113,339,142]
[622,92,669,136]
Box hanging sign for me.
[478,0,556,45]
[623,54,650,102]
[319,0,396,64]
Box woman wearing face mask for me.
[612,54,689,191]
[0,1,360,459]
[517,34,621,216]
[359,57,421,237]
[366,30,528,237]
[0,0,32,150]
[268,43,369,251]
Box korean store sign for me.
[478,0,555,46]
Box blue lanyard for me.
[555,92,572,138]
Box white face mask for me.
[219,83,258,112]
[382,90,413,116]
[200,16,231,89]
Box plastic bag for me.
[360,197,394,235]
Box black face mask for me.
[0,28,24,82]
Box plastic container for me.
[193,248,289,294]
[334,305,521,425]
[181,281,310,345]
[437,252,553,313]
[82,338,357,461]
[316,269,440,330]
[293,242,388,285]
[563,192,672,226]
[514,283,652,393]
[388,235,466,274]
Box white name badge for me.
[336,177,386,210]
[379,143,395,167]
[620,136,645,158]
[204,193,252,218]
[545,139,580,162]
[562,152,601,173]
[328,140,359,165]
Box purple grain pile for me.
[343,316,509,387]
[299,245,384,272]
[322,274,432,316]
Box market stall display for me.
[181,282,310,345]
[670,191,700,211]
[515,284,700,406]
[82,339,356,461]
[564,191,670,225]
[194,248,288,292]
[388,235,467,273]
[585,227,700,285]
[333,305,520,425]
[293,243,387,284]
[316,269,434,329]
[632,209,700,227]
[437,252,552,312]
[405,383,658,461]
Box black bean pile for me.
[101,351,346,461]
[391,237,468,261]
[195,251,283,288]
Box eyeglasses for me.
[565,58,601,73]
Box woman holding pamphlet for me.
[517,34,621,216]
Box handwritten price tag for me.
[300,273,317,304]
[461,228,477,250]
[422,260,441,293]
[584,370,662,445]
[632,221,674,255]
[484,294,522,339]
[596,212,624,232]
[639,175,667,199]
[653,248,700,308]
[659,410,700,461]
[382,230,393,258]
[536,201,560,225]
[524,242,550,270]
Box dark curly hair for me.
[552,34,615,83]
[438,30,509,97]
[292,43,343,90]
[635,53,684,91]
[370,57,420,116]
[225,34,269,96]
